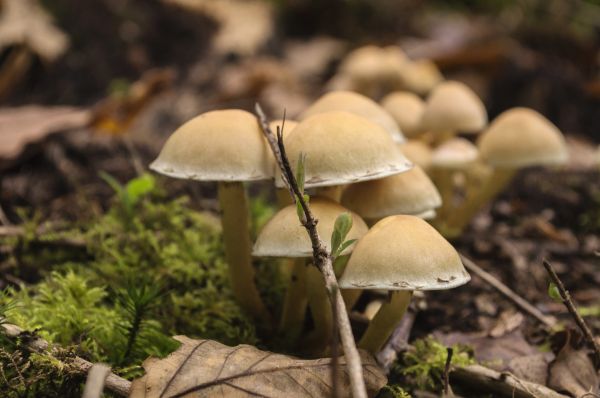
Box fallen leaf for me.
[507,354,549,385]
[0,0,69,61]
[0,105,91,167]
[548,341,599,397]
[129,336,387,397]
[489,310,524,338]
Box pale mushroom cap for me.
[253,197,369,258]
[478,108,568,168]
[381,91,426,138]
[275,111,412,188]
[341,166,441,219]
[300,91,405,143]
[397,59,444,95]
[339,215,470,290]
[339,46,387,80]
[431,137,479,169]
[421,81,488,134]
[267,119,299,174]
[398,140,433,171]
[150,109,272,181]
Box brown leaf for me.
[129,336,387,398]
[548,342,599,397]
[0,105,90,166]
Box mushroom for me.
[420,81,487,144]
[447,107,568,236]
[398,140,433,172]
[381,91,426,139]
[396,59,444,96]
[268,119,299,208]
[339,215,470,353]
[150,109,272,321]
[299,91,405,143]
[276,111,412,189]
[253,197,368,348]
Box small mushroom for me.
[420,81,487,143]
[150,109,272,321]
[253,198,368,349]
[381,91,426,139]
[339,215,470,353]
[397,59,444,96]
[447,107,568,235]
[398,140,433,172]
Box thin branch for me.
[460,254,557,329]
[255,103,367,398]
[443,347,453,396]
[2,324,130,396]
[542,259,600,367]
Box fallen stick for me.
[460,254,557,329]
[451,364,569,398]
[2,324,131,396]
[543,259,600,366]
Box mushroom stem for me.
[433,168,454,222]
[342,289,362,311]
[218,181,270,321]
[316,186,344,202]
[279,258,308,342]
[358,290,412,354]
[305,264,333,353]
[445,168,516,237]
[276,188,294,208]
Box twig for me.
[443,347,453,396]
[2,324,130,396]
[82,363,111,398]
[451,364,569,398]
[331,286,340,398]
[255,104,367,398]
[460,254,557,329]
[542,259,600,366]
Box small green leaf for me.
[331,230,342,256]
[125,173,155,205]
[295,194,310,222]
[295,153,306,194]
[333,213,352,240]
[335,239,357,257]
[99,171,124,196]
[548,282,562,302]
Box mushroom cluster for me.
[150,82,475,354]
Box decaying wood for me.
[255,103,369,398]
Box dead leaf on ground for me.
[0,0,69,61]
[129,336,387,398]
[0,106,91,167]
[548,341,599,397]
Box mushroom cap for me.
[275,111,412,188]
[398,140,433,171]
[341,166,441,219]
[300,91,405,143]
[421,81,487,134]
[397,59,444,95]
[381,91,426,138]
[339,215,470,290]
[150,109,272,181]
[478,108,568,168]
[431,137,479,169]
[269,119,298,138]
[339,45,386,80]
[253,197,369,258]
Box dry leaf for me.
[0,105,90,166]
[129,336,387,397]
[548,342,599,397]
[0,0,68,61]
[164,0,273,56]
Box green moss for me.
[389,336,474,392]
[377,385,412,398]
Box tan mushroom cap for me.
[253,197,369,258]
[421,81,487,134]
[300,91,405,143]
[339,45,386,81]
[150,109,272,181]
[269,119,298,137]
[341,166,441,219]
[381,91,425,138]
[397,59,444,95]
[398,140,433,171]
[431,138,479,169]
[339,215,470,290]
[276,111,412,188]
[478,108,568,168]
